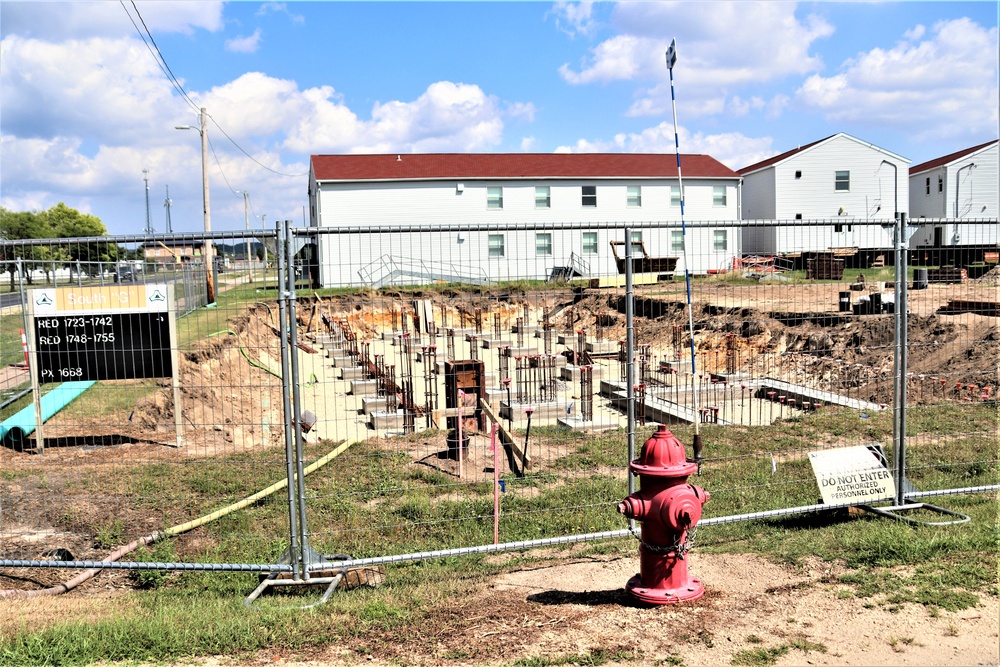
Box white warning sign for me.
[809,445,895,505]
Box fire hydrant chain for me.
[627,522,697,559]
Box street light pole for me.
[241,190,253,284]
[175,107,215,305]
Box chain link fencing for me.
[0,218,996,598]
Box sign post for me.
[26,283,181,452]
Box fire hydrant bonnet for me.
[629,424,698,478]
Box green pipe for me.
[0,380,95,450]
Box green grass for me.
[0,279,995,664]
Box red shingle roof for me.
[736,135,833,175]
[909,139,998,175]
[311,153,738,181]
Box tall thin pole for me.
[243,191,253,283]
[666,38,702,464]
[199,107,215,305]
[164,185,173,233]
[625,226,636,503]
[143,168,153,234]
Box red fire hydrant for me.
[619,425,709,605]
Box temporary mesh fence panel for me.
[0,235,287,574]
[0,219,996,584]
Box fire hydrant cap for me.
[630,425,697,477]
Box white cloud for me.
[550,1,598,37]
[1,35,183,144]
[0,1,224,40]
[283,80,514,154]
[0,24,531,230]
[225,28,262,54]
[554,122,774,170]
[904,24,926,41]
[559,2,834,119]
[797,18,999,142]
[256,3,305,24]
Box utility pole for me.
[243,190,253,283]
[143,168,153,234]
[175,107,214,304]
[164,185,173,233]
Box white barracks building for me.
[308,153,741,288]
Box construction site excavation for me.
[286,269,998,483]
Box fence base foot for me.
[861,501,971,526]
[244,571,344,609]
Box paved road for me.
[0,292,23,311]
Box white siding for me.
[909,167,948,219]
[740,169,776,254]
[909,143,998,247]
[740,134,908,253]
[313,177,741,286]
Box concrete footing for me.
[501,400,572,422]
[557,416,619,432]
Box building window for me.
[629,231,643,255]
[835,171,850,191]
[671,230,684,253]
[795,213,803,220]
[925,177,931,195]
[713,185,727,207]
[488,234,505,258]
[670,185,681,207]
[535,186,550,209]
[834,224,844,233]
[582,232,598,255]
[627,185,642,208]
[938,176,943,192]
[713,230,728,252]
[582,185,597,207]
[487,186,503,209]
[536,233,552,256]
[795,170,802,179]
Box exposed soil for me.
[2,279,997,665]
[293,551,998,667]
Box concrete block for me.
[350,379,378,396]
[586,340,618,356]
[339,366,366,381]
[361,396,388,415]
[481,338,512,349]
[561,364,605,384]
[329,354,353,367]
[500,400,571,422]
[557,417,620,433]
[370,410,406,430]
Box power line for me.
[208,118,307,178]
[122,2,306,179]
[120,1,200,114]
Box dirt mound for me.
[976,265,1000,285]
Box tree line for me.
[0,203,120,288]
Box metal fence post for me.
[275,221,304,579]
[625,228,635,502]
[285,221,313,581]
[893,212,909,505]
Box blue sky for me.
[1,1,997,236]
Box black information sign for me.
[34,312,172,383]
